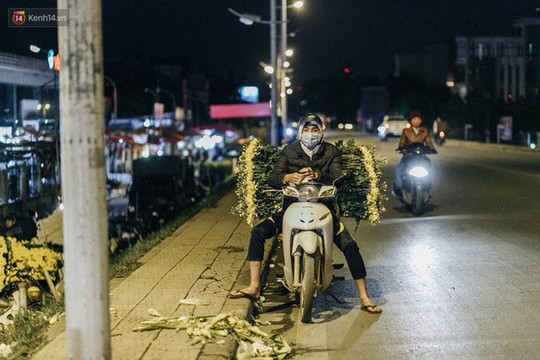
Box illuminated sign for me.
[47,49,54,69]
[238,86,259,103]
[210,102,270,119]
[53,54,61,71]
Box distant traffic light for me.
[344,67,351,74]
[507,92,513,100]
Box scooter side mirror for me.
[332,172,348,186]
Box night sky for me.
[2,0,540,84]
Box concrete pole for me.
[270,0,278,146]
[57,0,111,358]
[281,0,288,140]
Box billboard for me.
[238,86,259,103]
[209,102,270,119]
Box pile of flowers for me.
[231,139,282,227]
[0,236,61,293]
[232,139,387,227]
[336,139,388,225]
[134,310,291,359]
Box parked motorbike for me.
[435,130,446,145]
[395,143,437,215]
[278,177,344,323]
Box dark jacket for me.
[267,141,344,189]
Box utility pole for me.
[58,0,111,358]
[270,0,278,146]
[281,0,288,140]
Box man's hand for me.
[299,167,318,182]
[283,173,305,185]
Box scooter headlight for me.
[408,166,429,178]
[298,184,319,199]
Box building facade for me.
[449,7,540,102]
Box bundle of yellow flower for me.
[231,139,281,227]
[0,237,7,289]
[0,236,61,293]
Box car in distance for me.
[378,115,409,141]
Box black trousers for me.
[246,212,367,279]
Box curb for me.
[445,139,538,154]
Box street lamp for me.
[259,61,275,74]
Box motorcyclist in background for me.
[393,113,436,197]
[229,113,382,314]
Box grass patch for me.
[0,298,64,359]
[0,178,235,359]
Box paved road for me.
[257,132,540,359]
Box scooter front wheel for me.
[299,252,319,323]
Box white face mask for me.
[301,133,321,149]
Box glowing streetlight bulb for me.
[293,1,304,8]
[283,61,290,68]
[286,88,293,95]
[285,49,294,57]
[264,65,274,74]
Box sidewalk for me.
[33,191,271,360]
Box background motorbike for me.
[396,143,437,215]
[435,130,446,145]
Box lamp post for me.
[228,6,280,146]
[144,87,159,102]
[104,75,117,122]
[281,0,288,140]
[156,87,177,112]
[270,0,278,146]
[229,2,303,145]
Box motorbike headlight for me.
[298,185,319,199]
[408,166,429,178]
[319,188,335,198]
[283,186,298,197]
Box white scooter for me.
[279,178,343,323]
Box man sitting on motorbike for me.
[393,113,436,197]
[229,113,382,314]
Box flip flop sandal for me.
[361,304,382,314]
[228,290,260,302]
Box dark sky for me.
[2,1,540,84]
